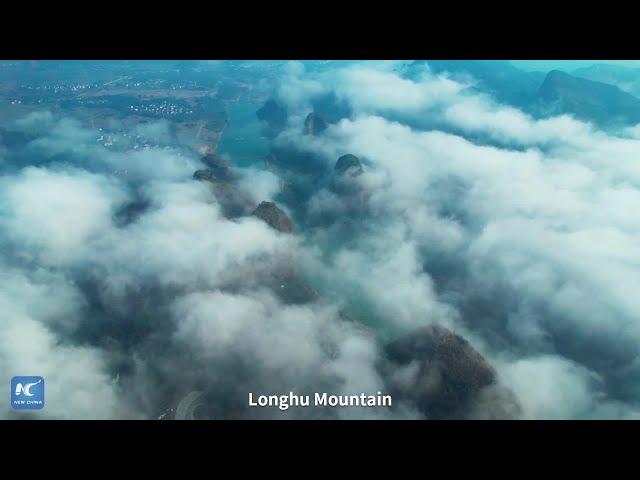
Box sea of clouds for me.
[2,61,639,419]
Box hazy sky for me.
[511,60,640,72]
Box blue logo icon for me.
[11,376,45,410]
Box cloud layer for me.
[2,61,640,419]
[264,62,640,418]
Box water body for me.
[217,102,270,168]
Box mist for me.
[2,60,640,419]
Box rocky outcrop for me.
[193,154,236,184]
[383,324,521,419]
[252,201,294,234]
[193,157,252,218]
[334,154,363,178]
[303,112,329,136]
[538,70,640,126]
[257,99,288,136]
[200,154,237,182]
[251,201,318,304]
[330,154,365,212]
[193,169,217,182]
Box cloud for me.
[0,265,126,419]
[270,63,640,418]
[0,167,128,266]
[276,61,327,113]
[0,109,398,419]
[498,355,601,420]
[4,62,640,419]
[333,66,465,115]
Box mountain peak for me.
[538,70,640,126]
[385,324,521,419]
[252,201,294,234]
[334,154,363,177]
[303,112,329,136]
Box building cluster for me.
[128,101,193,117]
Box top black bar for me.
[3,7,639,60]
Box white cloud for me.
[0,167,128,266]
